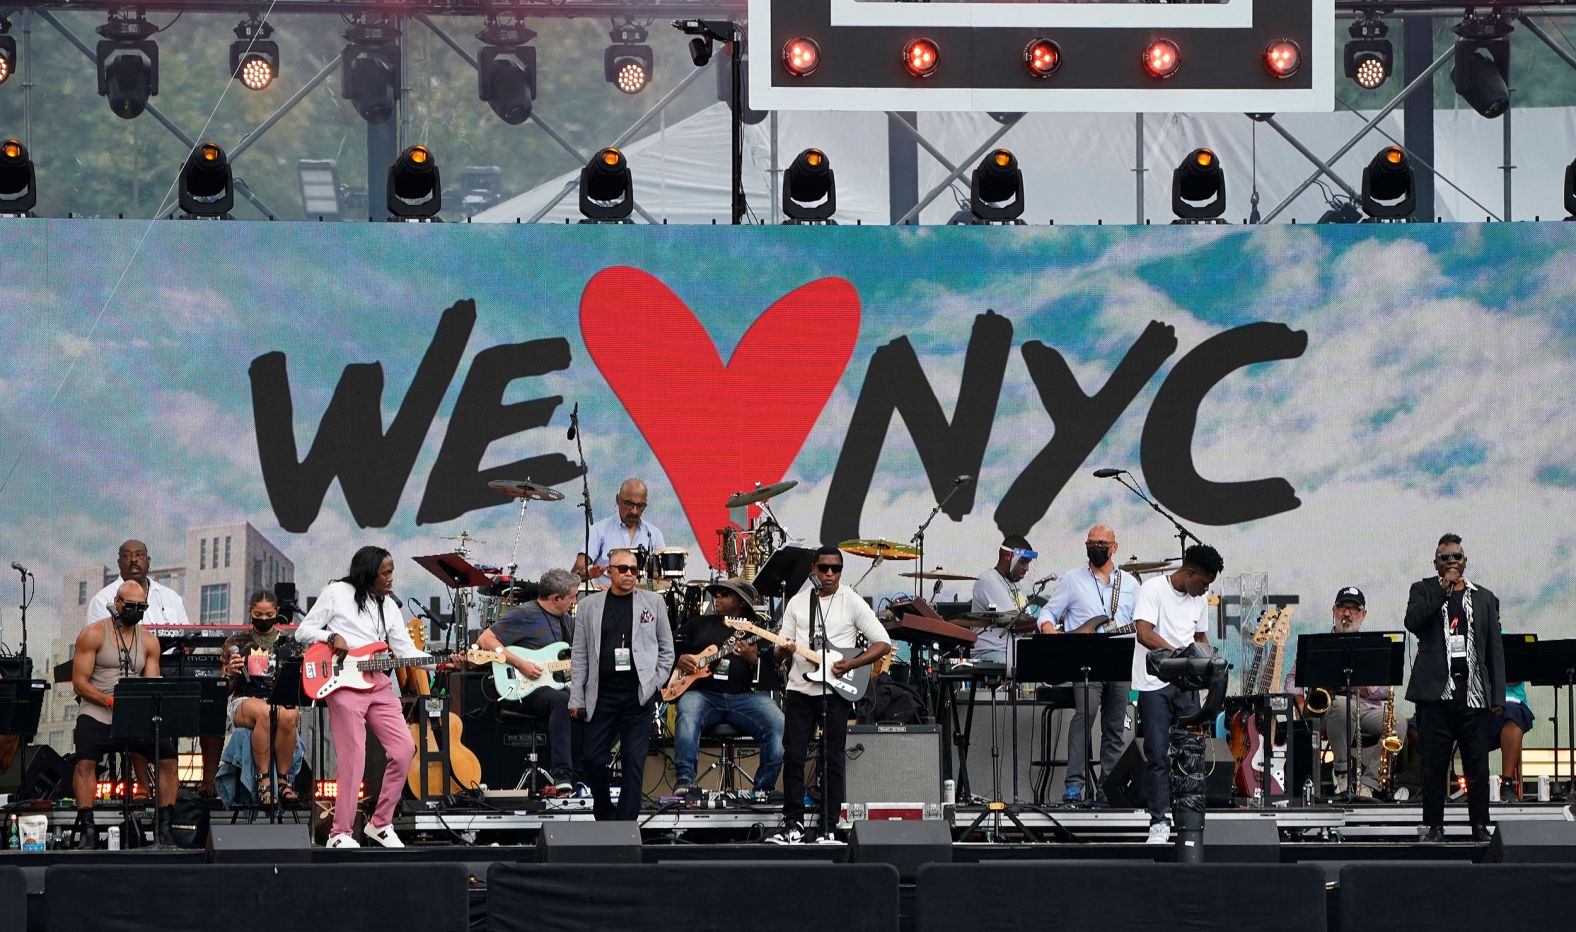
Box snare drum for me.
[652,547,688,580]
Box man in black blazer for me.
[1403,533,1504,843]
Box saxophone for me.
[1376,685,1402,794]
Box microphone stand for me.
[909,479,971,599]
[1108,472,1206,561]
[14,565,32,673]
[572,408,593,578]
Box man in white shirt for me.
[84,539,190,629]
[1131,544,1223,843]
[574,478,666,580]
[969,535,1035,662]
[767,545,891,844]
[1037,524,1139,802]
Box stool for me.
[698,723,755,793]
[498,706,554,794]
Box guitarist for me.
[1036,524,1139,803]
[670,578,784,796]
[768,546,891,845]
[476,568,581,795]
[295,546,429,849]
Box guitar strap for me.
[1108,571,1122,621]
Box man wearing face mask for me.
[1037,525,1139,803]
[970,535,1036,663]
[219,590,304,806]
[70,580,181,848]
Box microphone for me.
[953,474,972,486]
[1092,468,1125,479]
[407,597,451,631]
[1032,572,1059,587]
[10,561,30,576]
[566,402,579,441]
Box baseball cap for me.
[1333,586,1366,607]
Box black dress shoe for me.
[74,818,99,851]
[1471,824,1494,844]
[1420,826,1446,843]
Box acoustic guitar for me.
[403,618,483,797]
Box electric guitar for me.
[1070,614,1139,636]
[468,642,573,702]
[722,619,872,702]
[1231,606,1296,797]
[661,625,762,702]
[300,640,456,701]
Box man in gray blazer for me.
[570,548,674,820]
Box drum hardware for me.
[954,611,1038,636]
[898,570,978,581]
[724,479,798,509]
[488,477,566,580]
[1121,558,1179,576]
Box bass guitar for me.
[1230,606,1295,798]
[723,619,871,702]
[661,625,761,702]
[300,640,456,701]
[469,642,573,702]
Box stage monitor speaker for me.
[1102,738,1235,809]
[211,822,312,862]
[1202,816,1281,862]
[848,819,953,882]
[847,725,941,805]
[16,745,70,800]
[1491,818,1576,863]
[537,821,642,863]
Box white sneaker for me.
[1145,821,1171,845]
[364,822,405,848]
[327,832,360,849]
[766,823,804,845]
[814,830,843,845]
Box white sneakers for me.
[327,833,360,848]
[364,822,405,848]
[766,823,804,845]
[1146,821,1172,845]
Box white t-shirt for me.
[84,577,190,628]
[1130,574,1210,692]
[778,585,890,698]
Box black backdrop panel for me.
[915,862,1327,932]
[487,862,900,932]
[1339,863,1576,928]
[0,866,23,919]
[44,863,469,932]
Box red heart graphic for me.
[581,267,860,565]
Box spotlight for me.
[968,149,1025,224]
[1263,40,1301,79]
[1172,148,1226,222]
[478,17,537,125]
[783,37,820,77]
[904,38,940,78]
[95,11,159,120]
[605,21,653,95]
[1360,146,1415,220]
[1451,16,1512,119]
[1345,15,1392,90]
[388,144,441,220]
[579,147,634,223]
[179,142,234,219]
[230,16,278,91]
[783,148,836,224]
[1024,38,1061,79]
[0,138,36,215]
[689,37,713,68]
[0,17,15,87]
[1143,39,1181,80]
[342,19,400,124]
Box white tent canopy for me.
[475,103,1576,225]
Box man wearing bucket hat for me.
[670,577,784,796]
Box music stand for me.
[0,679,46,738]
[1294,633,1402,803]
[1503,633,1539,684]
[250,656,316,823]
[111,678,203,847]
[750,546,816,601]
[1531,639,1576,797]
[1017,635,1134,804]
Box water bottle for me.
[5,814,16,850]
[943,778,956,806]
[1252,786,1264,807]
[1302,777,1314,807]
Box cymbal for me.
[725,480,798,509]
[441,532,486,545]
[487,478,566,502]
[1122,558,1178,574]
[898,570,977,581]
[839,538,920,561]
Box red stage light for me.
[1143,39,1181,80]
[1024,39,1061,79]
[1264,40,1302,78]
[783,37,820,77]
[904,38,940,78]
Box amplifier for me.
[846,724,942,805]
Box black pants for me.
[1137,686,1199,823]
[520,686,575,775]
[582,678,653,821]
[782,690,850,829]
[1418,685,1493,828]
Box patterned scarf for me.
[1439,580,1486,708]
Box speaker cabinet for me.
[848,819,953,882]
[1203,816,1282,862]
[537,821,643,863]
[847,725,941,804]
[211,822,312,862]
[1491,818,1576,863]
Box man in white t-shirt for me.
[1131,544,1223,844]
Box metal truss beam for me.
[3,1,746,15]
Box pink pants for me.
[325,671,415,835]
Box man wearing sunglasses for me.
[767,546,891,844]
[969,535,1036,662]
[574,478,666,581]
[569,548,674,821]
[1404,533,1503,843]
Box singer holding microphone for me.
[294,545,429,848]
